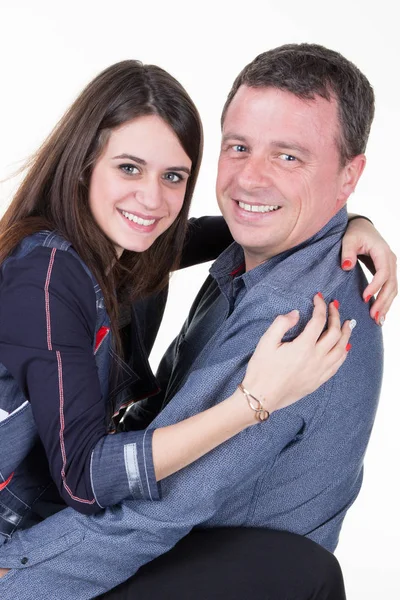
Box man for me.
[0,44,382,599]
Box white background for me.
[0,1,399,597]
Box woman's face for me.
[89,115,192,257]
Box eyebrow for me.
[221,134,247,144]
[221,135,312,158]
[112,154,191,175]
[269,141,312,158]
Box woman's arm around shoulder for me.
[342,214,397,323]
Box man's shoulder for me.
[235,259,370,344]
[255,239,347,301]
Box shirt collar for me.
[210,207,349,294]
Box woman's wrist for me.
[238,383,270,422]
[229,385,270,428]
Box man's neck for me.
[244,252,270,273]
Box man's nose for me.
[237,155,272,191]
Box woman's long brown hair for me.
[0,61,203,351]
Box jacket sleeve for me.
[0,247,159,515]
[179,216,233,269]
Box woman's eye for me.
[278,153,297,162]
[163,172,183,183]
[119,164,139,175]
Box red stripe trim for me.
[94,326,110,354]
[230,263,245,277]
[0,472,14,491]
[45,249,95,505]
[45,248,57,351]
[57,349,95,506]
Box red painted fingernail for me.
[364,294,372,303]
[346,343,352,352]
[374,311,380,325]
[317,292,323,298]
[333,299,340,309]
[342,260,352,269]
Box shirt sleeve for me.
[0,246,159,515]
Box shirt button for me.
[20,557,29,565]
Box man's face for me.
[216,85,364,270]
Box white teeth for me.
[238,201,280,213]
[121,210,156,226]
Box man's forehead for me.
[222,85,340,149]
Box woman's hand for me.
[242,294,352,417]
[341,216,397,324]
[0,568,10,578]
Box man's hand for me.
[341,216,398,324]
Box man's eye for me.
[119,164,140,175]
[232,144,247,153]
[164,172,183,183]
[279,153,297,162]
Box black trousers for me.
[97,528,346,600]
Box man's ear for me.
[337,154,366,207]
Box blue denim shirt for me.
[0,232,158,540]
[0,209,383,599]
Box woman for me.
[0,60,395,598]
